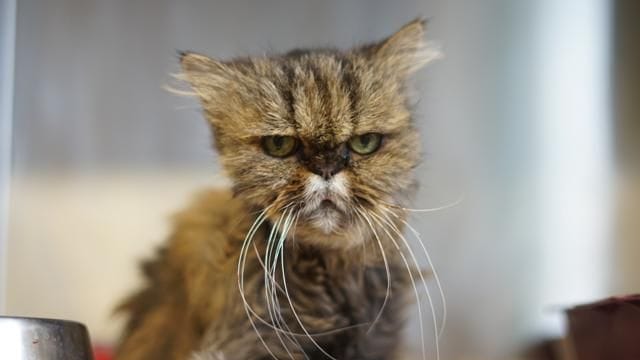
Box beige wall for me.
[7,171,225,341]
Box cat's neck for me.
[258,219,404,272]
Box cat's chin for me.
[289,213,368,250]
[309,204,343,234]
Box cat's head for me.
[181,19,438,249]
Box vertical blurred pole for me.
[0,0,17,313]
[613,0,640,293]
[533,0,613,335]
[614,1,640,168]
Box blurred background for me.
[1,0,638,359]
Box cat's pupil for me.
[360,135,371,146]
[273,136,284,148]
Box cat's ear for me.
[179,51,238,103]
[371,18,440,77]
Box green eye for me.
[348,133,383,155]
[261,135,298,157]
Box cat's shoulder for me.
[159,188,253,282]
[171,187,252,235]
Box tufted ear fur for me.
[371,18,441,77]
[179,52,241,104]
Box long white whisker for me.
[353,208,391,335]
[270,208,303,357]
[357,208,429,360]
[383,207,448,338]
[263,210,284,325]
[281,211,338,360]
[272,210,309,359]
[354,213,368,267]
[237,207,279,359]
[384,194,464,213]
[370,210,440,360]
[263,209,296,359]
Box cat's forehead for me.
[246,52,408,143]
[279,54,354,143]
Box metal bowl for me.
[0,316,94,360]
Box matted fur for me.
[116,19,439,360]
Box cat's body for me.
[117,190,410,360]
[116,19,438,360]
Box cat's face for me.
[181,19,437,249]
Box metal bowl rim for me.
[0,315,88,328]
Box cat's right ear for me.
[369,18,441,78]
[179,51,237,103]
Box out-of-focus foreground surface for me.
[1,1,639,359]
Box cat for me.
[115,18,440,360]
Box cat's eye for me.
[261,135,298,158]
[348,133,383,155]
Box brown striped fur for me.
[116,19,437,360]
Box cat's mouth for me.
[298,173,351,233]
[295,195,346,234]
[319,199,338,210]
[305,195,346,215]
[300,199,343,220]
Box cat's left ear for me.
[371,18,440,77]
[179,51,239,103]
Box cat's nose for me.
[309,161,345,180]
[305,145,350,180]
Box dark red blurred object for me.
[567,295,640,360]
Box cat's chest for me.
[243,252,392,336]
